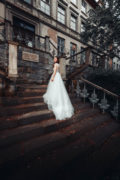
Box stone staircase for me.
[0,82,120,180]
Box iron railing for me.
[71,77,120,121]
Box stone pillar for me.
[60,57,66,80]
[8,41,18,78]
[45,36,50,52]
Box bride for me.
[43,56,74,120]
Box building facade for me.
[0,0,98,82]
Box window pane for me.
[24,0,31,4]
[71,15,77,31]
[71,0,76,4]
[58,37,65,56]
[57,6,65,24]
[41,0,50,15]
[82,0,87,13]
[81,22,85,32]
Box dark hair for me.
[54,56,59,64]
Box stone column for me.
[60,57,66,80]
[8,41,18,78]
[45,36,50,52]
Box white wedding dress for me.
[43,63,74,120]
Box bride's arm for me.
[51,64,57,81]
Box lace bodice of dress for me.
[54,63,60,72]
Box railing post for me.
[45,36,50,52]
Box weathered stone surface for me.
[22,51,39,62]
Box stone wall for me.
[17,46,53,83]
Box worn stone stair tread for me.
[22,96,43,100]
[16,84,47,89]
[0,110,112,165]
[0,103,96,147]
[88,121,120,146]
[32,119,119,177]
[0,109,52,122]
[0,96,44,107]
[0,95,43,100]
[18,89,46,93]
[22,89,46,92]
[82,129,120,177]
[17,91,45,97]
[0,110,54,131]
[0,102,46,111]
[0,107,99,148]
[0,102,89,131]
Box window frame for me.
[23,0,32,4]
[81,0,87,14]
[70,14,77,31]
[57,4,66,25]
[40,0,51,16]
[81,21,85,32]
[57,36,65,56]
[70,0,77,5]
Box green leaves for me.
[81,0,120,60]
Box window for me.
[57,37,65,56]
[71,15,77,31]
[71,0,77,5]
[81,0,87,14]
[81,21,85,32]
[24,0,31,4]
[13,17,35,47]
[57,5,65,24]
[81,47,86,64]
[70,43,77,61]
[40,0,50,15]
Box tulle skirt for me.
[43,72,74,120]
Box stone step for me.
[39,120,119,179]
[0,109,54,131]
[0,102,48,117]
[0,96,44,106]
[0,95,79,107]
[0,97,82,118]
[0,106,99,148]
[0,101,91,131]
[22,89,46,93]
[0,112,112,166]
[16,84,47,89]
[17,91,45,97]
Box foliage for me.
[87,69,120,95]
[81,0,120,59]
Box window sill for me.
[70,2,78,9]
[70,28,78,34]
[18,0,33,8]
[81,11,88,17]
[56,20,66,28]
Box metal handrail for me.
[80,76,120,99]
[49,40,58,50]
[66,47,89,60]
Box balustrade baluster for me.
[89,88,99,109]
[98,92,110,114]
[111,99,119,120]
[80,83,89,103]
